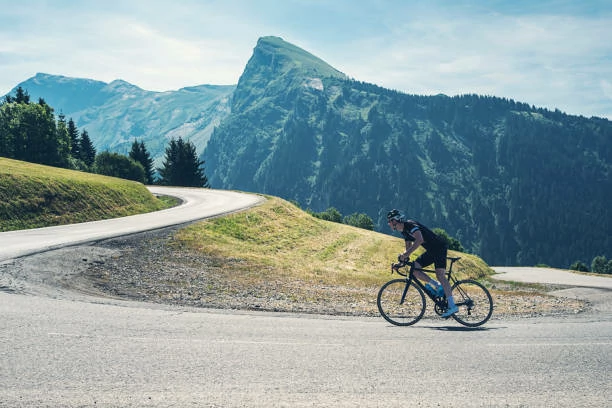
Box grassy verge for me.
[0,157,173,231]
[174,196,492,290]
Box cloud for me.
[602,80,612,99]
[0,1,261,92]
[326,9,612,118]
[1,0,611,118]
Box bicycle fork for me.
[399,277,413,305]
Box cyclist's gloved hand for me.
[398,253,408,263]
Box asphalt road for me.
[0,187,264,262]
[492,266,612,290]
[492,266,612,315]
[1,293,610,407]
[1,188,610,407]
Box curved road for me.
[0,187,264,262]
[492,266,612,315]
[492,266,612,290]
[1,188,610,407]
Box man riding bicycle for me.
[386,209,458,317]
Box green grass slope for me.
[175,196,493,289]
[0,157,172,231]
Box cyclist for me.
[386,209,458,317]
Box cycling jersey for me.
[401,220,448,269]
[400,220,446,250]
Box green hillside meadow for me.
[175,195,493,290]
[0,157,173,231]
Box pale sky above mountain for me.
[1,0,611,119]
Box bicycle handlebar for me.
[391,259,413,276]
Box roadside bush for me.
[313,207,342,223]
[94,151,146,183]
[343,212,374,230]
[433,228,465,252]
[569,261,589,272]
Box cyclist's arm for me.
[401,229,424,261]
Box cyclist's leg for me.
[436,267,452,297]
[412,254,435,284]
[432,247,450,296]
[432,247,458,316]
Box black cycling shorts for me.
[415,246,447,270]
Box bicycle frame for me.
[392,257,462,311]
[378,256,493,326]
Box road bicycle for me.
[377,257,493,327]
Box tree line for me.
[311,203,612,274]
[1,87,209,187]
[304,205,464,251]
[307,206,375,230]
[569,256,612,275]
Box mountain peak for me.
[231,36,346,111]
[32,72,69,84]
[30,72,107,87]
[253,36,345,79]
[9,73,110,112]
[105,79,144,94]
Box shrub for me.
[569,261,589,272]
[433,228,465,252]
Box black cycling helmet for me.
[386,209,402,222]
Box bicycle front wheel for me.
[451,279,493,327]
[377,279,426,326]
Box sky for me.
[2,0,612,119]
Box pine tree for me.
[14,86,30,104]
[54,113,71,167]
[157,137,209,187]
[129,139,155,184]
[79,130,96,168]
[67,118,80,159]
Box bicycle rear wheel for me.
[377,279,426,326]
[450,279,493,327]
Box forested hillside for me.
[203,37,612,268]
